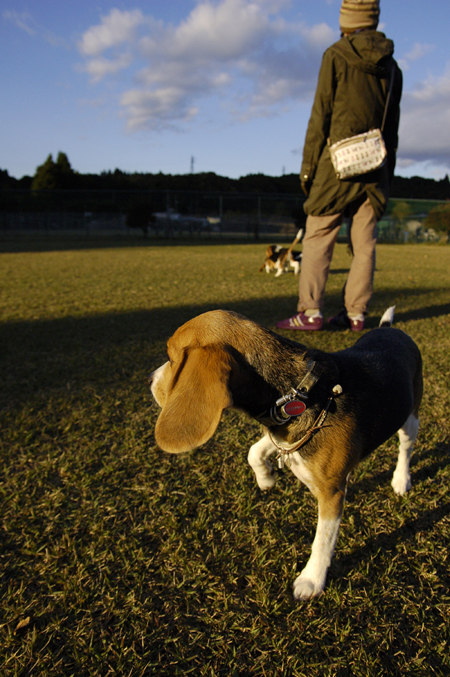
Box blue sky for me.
[2,0,450,181]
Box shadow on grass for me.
[392,302,450,323]
[333,435,450,609]
[0,234,270,255]
[347,435,450,500]
[365,290,450,328]
[0,295,293,409]
[2,286,450,407]
[335,495,450,571]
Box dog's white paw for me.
[293,574,324,601]
[391,472,412,495]
[255,465,277,491]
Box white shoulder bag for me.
[328,68,394,180]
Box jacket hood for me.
[335,31,394,76]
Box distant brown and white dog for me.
[149,308,422,600]
[259,244,302,277]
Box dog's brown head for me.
[150,312,242,453]
[150,310,321,454]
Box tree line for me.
[1,152,450,200]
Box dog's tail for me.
[379,306,395,327]
[287,228,304,255]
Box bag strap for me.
[331,42,396,133]
[381,65,395,132]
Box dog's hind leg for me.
[290,260,301,275]
[248,434,277,490]
[391,413,419,495]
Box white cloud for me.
[120,88,199,131]
[302,22,335,49]
[398,42,434,71]
[3,10,37,36]
[4,9,68,47]
[398,66,450,167]
[404,43,434,63]
[78,1,335,131]
[162,0,269,60]
[76,0,450,173]
[78,9,145,57]
[83,54,133,83]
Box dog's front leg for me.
[248,433,278,490]
[293,488,346,600]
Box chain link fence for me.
[0,188,447,242]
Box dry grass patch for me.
[1,237,449,676]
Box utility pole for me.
[190,156,195,173]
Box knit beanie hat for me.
[339,0,380,33]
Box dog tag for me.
[282,400,306,417]
[277,455,285,470]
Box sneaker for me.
[276,312,323,331]
[328,309,351,329]
[328,310,364,332]
[348,315,365,332]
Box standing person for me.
[277,0,402,332]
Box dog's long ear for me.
[155,345,233,453]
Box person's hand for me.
[301,179,312,196]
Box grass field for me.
[1,235,450,676]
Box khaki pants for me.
[298,196,377,316]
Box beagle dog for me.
[259,244,302,277]
[149,307,422,600]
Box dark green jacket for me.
[301,31,402,219]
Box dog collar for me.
[257,359,325,426]
[271,384,343,468]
